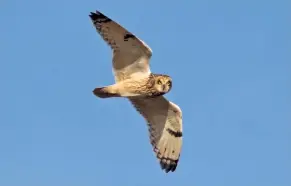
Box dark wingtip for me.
[88,10,111,22]
[89,11,99,19]
[160,158,179,173]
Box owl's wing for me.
[129,96,183,173]
[89,11,152,82]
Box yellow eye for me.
[167,81,172,86]
[157,80,162,85]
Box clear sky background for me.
[0,0,290,186]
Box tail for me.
[93,87,121,98]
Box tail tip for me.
[93,87,119,98]
[93,87,108,98]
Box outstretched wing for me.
[89,10,152,82]
[129,96,183,173]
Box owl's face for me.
[154,76,172,94]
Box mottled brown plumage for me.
[89,10,183,173]
[93,73,172,98]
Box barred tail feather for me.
[93,87,120,98]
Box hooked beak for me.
[162,85,166,91]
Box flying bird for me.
[89,10,183,173]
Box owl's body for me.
[89,10,183,173]
[93,73,172,98]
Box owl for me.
[89,10,183,173]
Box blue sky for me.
[0,0,290,185]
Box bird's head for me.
[153,75,172,94]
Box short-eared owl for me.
[89,10,183,173]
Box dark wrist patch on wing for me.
[166,128,182,137]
